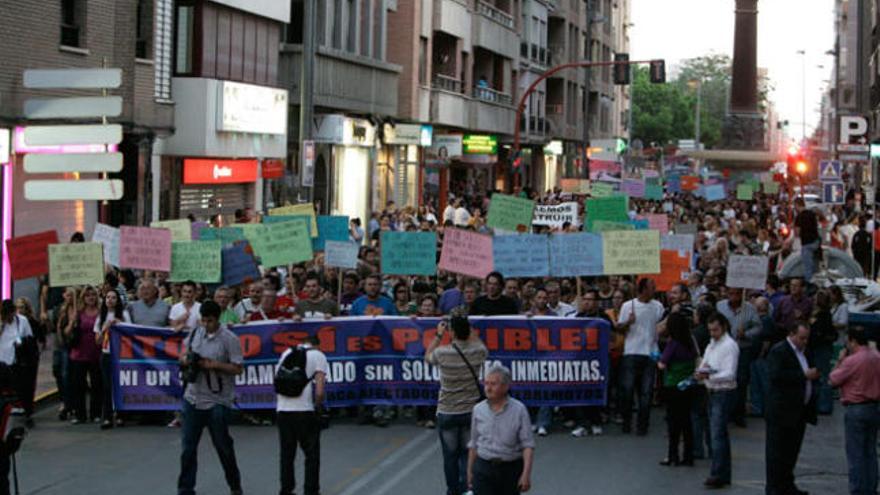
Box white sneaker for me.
[571,426,587,437]
[537,426,548,437]
[591,425,604,436]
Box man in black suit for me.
[765,322,819,495]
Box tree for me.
[631,66,693,147]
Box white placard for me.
[324,240,359,269]
[91,223,121,267]
[24,153,122,174]
[25,179,124,201]
[725,255,769,291]
[25,96,123,119]
[532,202,580,228]
[24,68,122,89]
[23,124,122,146]
[217,81,288,135]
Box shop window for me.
[61,0,85,48]
[174,4,195,75]
[136,0,154,59]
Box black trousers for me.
[664,387,694,462]
[68,360,101,422]
[12,363,37,417]
[472,457,523,495]
[277,411,321,495]
[765,418,806,495]
[0,452,9,495]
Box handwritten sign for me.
[549,233,603,277]
[591,221,634,233]
[380,231,437,275]
[644,214,669,235]
[725,255,769,290]
[492,234,550,278]
[119,226,172,272]
[674,223,698,235]
[661,234,695,259]
[681,175,701,191]
[190,221,209,240]
[91,223,120,267]
[666,177,682,194]
[324,240,359,269]
[703,184,726,201]
[48,242,104,287]
[314,215,350,251]
[586,195,628,231]
[645,184,664,200]
[170,240,222,283]
[222,242,261,287]
[199,227,246,246]
[560,179,590,194]
[762,180,779,194]
[532,202,579,228]
[629,219,649,230]
[251,219,313,268]
[642,249,691,291]
[736,184,754,201]
[438,228,494,279]
[269,203,318,237]
[602,230,661,275]
[5,230,58,280]
[590,182,616,198]
[621,178,645,198]
[487,194,535,232]
[150,219,192,242]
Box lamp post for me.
[689,79,702,149]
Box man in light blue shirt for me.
[716,287,762,426]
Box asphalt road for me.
[14,405,849,495]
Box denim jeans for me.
[733,346,755,422]
[691,387,712,459]
[708,389,734,483]
[801,240,820,283]
[619,355,656,432]
[533,407,552,430]
[277,411,321,495]
[844,403,880,495]
[749,357,768,417]
[178,401,242,495]
[52,348,69,411]
[437,412,471,495]
[812,344,835,415]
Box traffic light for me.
[614,53,630,85]
[795,160,808,176]
[650,60,666,84]
[512,149,523,168]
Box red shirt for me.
[275,295,296,315]
[829,347,880,405]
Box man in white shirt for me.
[0,300,29,367]
[454,200,472,227]
[276,338,328,495]
[697,312,740,489]
[169,281,201,333]
[545,281,575,317]
[233,282,263,322]
[616,278,665,435]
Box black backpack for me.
[274,347,313,397]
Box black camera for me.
[180,351,202,384]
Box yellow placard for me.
[602,230,661,275]
[268,203,318,238]
[150,219,192,242]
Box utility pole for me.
[694,79,702,149]
[299,0,316,202]
[583,0,593,180]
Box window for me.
[136,0,154,59]
[154,0,173,99]
[316,0,326,45]
[174,4,195,74]
[418,37,428,84]
[286,1,304,43]
[61,0,84,47]
[346,0,357,52]
[332,0,343,49]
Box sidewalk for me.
[35,340,57,401]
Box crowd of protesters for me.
[3,183,880,494]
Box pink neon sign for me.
[13,126,118,154]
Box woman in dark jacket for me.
[809,290,837,415]
[657,312,699,466]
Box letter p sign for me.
[840,116,869,145]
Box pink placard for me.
[645,214,669,235]
[119,226,172,272]
[438,228,494,279]
[621,179,645,198]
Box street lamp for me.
[797,49,806,142]
[688,79,702,150]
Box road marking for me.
[371,440,439,495]
[336,429,434,495]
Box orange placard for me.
[641,249,690,291]
[680,176,700,191]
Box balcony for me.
[548,44,567,65]
[474,1,518,59]
[280,44,401,116]
[473,86,512,106]
[430,75,469,129]
[471,89,515,135]
[545,103,581,141]
[434,0,470,40]
[433,74,463,93]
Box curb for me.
[34,388,58,405]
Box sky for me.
[630,0,835,142]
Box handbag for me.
[451,342,486,402]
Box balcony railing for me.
[548,44,566,65]
[519,116,549,134]
[432,74,463,93]
[473,86,513,105]
[477,1,514,29]
[546,103,564,115]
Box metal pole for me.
[299,0,316,203]
[583,0,593,180]
[800,50,806,142]
[695,79,702,148]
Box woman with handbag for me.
[657,311,699,467]
[66,286,103,425]
[425,311,488,495]
[54,287,79,421]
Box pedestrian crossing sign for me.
[819,160,842,182]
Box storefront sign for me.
[262,159,284,179]
[183,158,258,185]
[301,141,315,187]
[425,134,463,165]
[217,81,288,135]
[463,134,498,155]
[312,114,375,146]
[383,124,423,146]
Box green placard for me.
[380,231,438,275]
[591,182,616,198]
[251,219,313,268]
[48,242,104,288]
[763,180,779,194]
[487,193,536,232]
[199,227,245,246]
[591,220,635,233]
[736,184,754,201]
[170,240,222,283]
[150,219,192,242]
[644,184,664,200]
[463,134,498,154]
[586,195,629,231]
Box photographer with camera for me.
[275,335,328,495]
[425,311,488,495]
[177,301,244,495]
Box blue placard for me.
[549,233,603,277]
[492,234,550,278]
[314,215,350,251]
[629,219,649,230]
[703,184,726,201]
[380,231,438,275]
[221,241,261,287]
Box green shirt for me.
[219,308,240,326]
